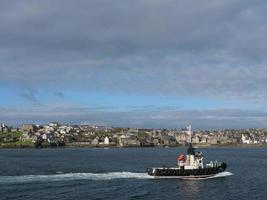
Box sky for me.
[1,0,267,129]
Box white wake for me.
[210,171,233,179]
[0,171,233,184]
[0,172,152,184]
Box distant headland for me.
[0,122,266,148]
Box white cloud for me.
[1,0,267,128]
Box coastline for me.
[0,143,266,149]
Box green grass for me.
[0,131,24,144]
[0,131,23,137]
[0,131,35,148]
[0,140,34,148]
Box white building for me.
[241,134,251,144]
[91,137,99,145]
[104,136,110,144]
[42,134,47,140]
[48,122,59,127]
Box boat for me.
[146,125,227,179]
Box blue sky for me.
[1,88,241,110]
[1,0,267,129]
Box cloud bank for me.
[1,0,267,128]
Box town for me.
[0,122,267,148]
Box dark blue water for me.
[0,147,266,200]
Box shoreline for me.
[0,143,266,149]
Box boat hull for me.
[147,162,227,177]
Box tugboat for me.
[146,125,227,179]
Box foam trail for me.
[211,171,233,178]
[0,172,152,184]
[0,171,233,184]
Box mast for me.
[187,124,195,155]
[187,124,192,143]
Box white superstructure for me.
[177,125,204,169]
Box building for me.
[0,123,4,132]
[22,124,37,133]
[241,134,251,144]
[104,136,109,144]
[91,137,99,145]
[48,122,59,127]
[161,136,177,146]
[119,135,140,147]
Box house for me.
[175,132,191,144]
[22,124,37,133]
[91,136,99,145]
[104,136,109,144]
[2,126,9,133]
[208,137,218,145]
[118,135,140,147]
[20,133,37,142]
[192,136,200,144]
[241,134,251,144]
[160,136,177,146]
[139,138,154,147]
[48,122,60,128]
[151,137,160,146]
[42,134,48,140]
[0,123,3,129]
[0,123,6,132]
[20,133,30,141]
[199,136,208,143]
[43,125,54,132]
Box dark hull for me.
[147,162,227,177]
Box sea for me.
[0,147,266,200]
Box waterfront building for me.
[241,134,251,144]
[91,136,99,145]
[104,136,109,145]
